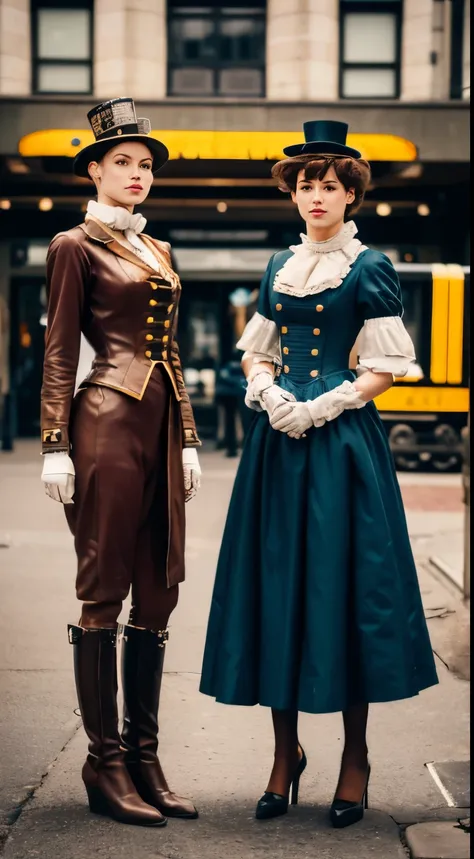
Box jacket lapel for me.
[80,215,158,274]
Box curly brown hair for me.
[271,154,371,218]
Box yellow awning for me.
[18,129,417,162]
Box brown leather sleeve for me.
[41,233,90,454]
[170,337,201,447]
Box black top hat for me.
[73,97,169,178]
[282,120,361,159]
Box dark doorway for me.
[9,276,46,438]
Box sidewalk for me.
[0,443,470,859]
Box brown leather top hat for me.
[73,97,169,178]
[282,120,361,159]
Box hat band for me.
[95,123,141,141]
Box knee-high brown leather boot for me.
[68,625,167,827]
[121,625,198,819]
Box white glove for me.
[183,448,201,502]
[270,401,313,438]
[270,381,366,439]
[306,380,366,426]
[244,370,274,412]
[41,452,75,504]
[262,385,296,419]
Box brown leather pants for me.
[65,367,180,629]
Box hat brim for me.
[282,140,362,159]
[73,134,169,178]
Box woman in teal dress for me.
[199,121,438,828]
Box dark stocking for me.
[334,703,369,802]
[266,708,302,797]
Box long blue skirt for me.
[200,373,438,714]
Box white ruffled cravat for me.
[86,200,161,272]
[273,220,367,298]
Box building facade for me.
[0,0,470,443]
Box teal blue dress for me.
[200,247,438,714]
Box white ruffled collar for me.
[87,200,147,234]
[273,220,367,298]
[86,200,164,273]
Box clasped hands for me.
[270,380,367,439]
[246,370,366,440]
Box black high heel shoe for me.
[255,747,307,820]
[330,763,371,829]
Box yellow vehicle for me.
[375,263,470,471]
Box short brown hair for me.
[271,154,371,218]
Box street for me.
[0,442,470,859]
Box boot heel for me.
[86,786,109,816]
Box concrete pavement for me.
[0,442,470,859]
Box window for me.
[168,3,266,97]
[32,1,93,94]
[339,1,402,98]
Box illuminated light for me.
[376,203,392,217]
[398,163,423,179]
[0,199,11,210]
[18,130,418,162]
[417,203,430,217]
[217,201,228,213]
[39,197,53,211]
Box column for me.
[401,0,434,100]
[462,0,470,99]
[0,0,31,95]
[94,0,167,100]
[266,0,339,101]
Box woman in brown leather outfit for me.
[40,98,202,827]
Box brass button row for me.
[282,367,319,377]
[277,302,323,312]
[283,347,318,356]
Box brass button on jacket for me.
[281,326,288,334]
[311,348,319,356]
[313,328,320,336]
[316,304,324,312]
[276,303,283,311]
[283,346,289,355]
[310,370,319,378]
[283,365,290,374]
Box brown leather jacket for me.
[41,216,200,454]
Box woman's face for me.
[291,166,355,238]
[88,141,154,210]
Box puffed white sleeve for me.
[356,252,416,377]
[236,256,281,365]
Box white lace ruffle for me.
[236,312,281,362]
[273,220,367,298]
[356,316,416,377]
